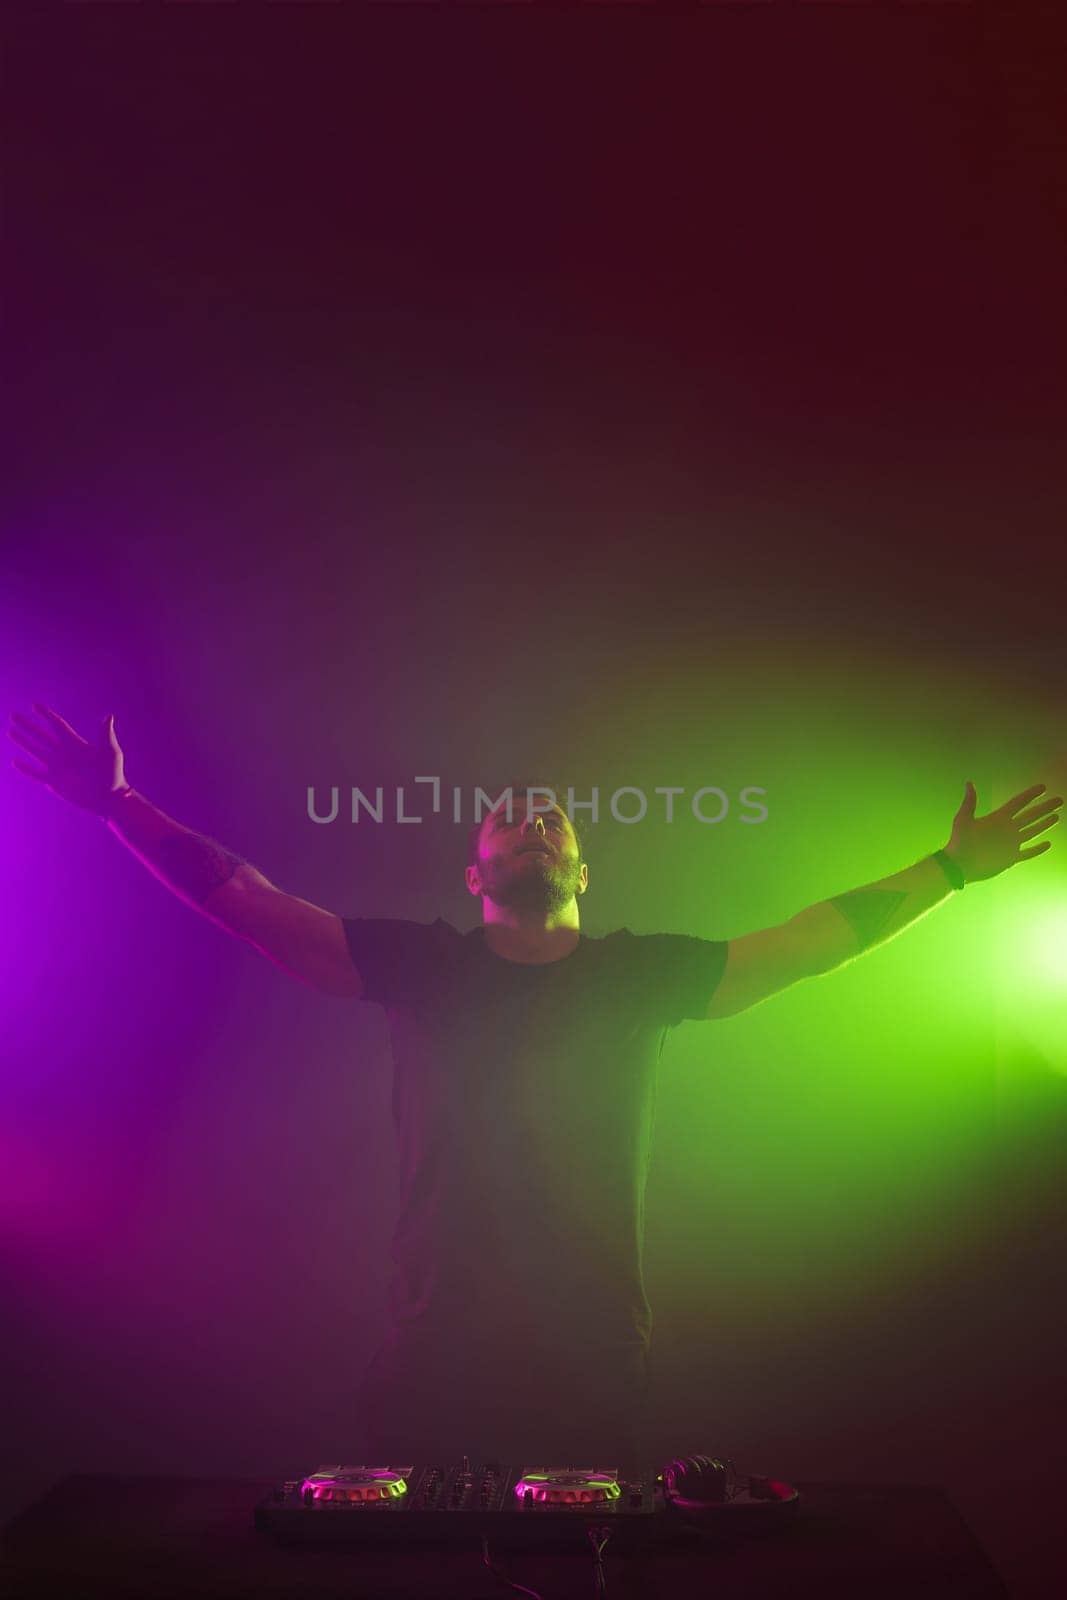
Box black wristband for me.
[932,848,966,891]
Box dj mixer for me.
[254,1453,800,1551]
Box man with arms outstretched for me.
[9,703,1061,1469]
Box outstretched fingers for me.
[1000,783,1048,817]
[11,756,49,783]
[1017,813,1060,843]
[1014,794,1063,828]
[31,703,82,741]
[9,715,57,755]
[7,726,52,762]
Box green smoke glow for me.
[556,638,1064,1353]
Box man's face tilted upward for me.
[468,797,587,915]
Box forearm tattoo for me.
[828,889,908,953]
[156,833,250,905]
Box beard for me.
[478,848,583,917]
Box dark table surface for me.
[1,1473,1009,1599]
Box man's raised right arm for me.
[8,703,363,998]
[104,788,363,997]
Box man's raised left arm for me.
[705,780,1061,1020]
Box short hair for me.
[466,778,585,872]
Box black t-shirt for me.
[342,918,728,1369]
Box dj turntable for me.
[254,1453,800,1552]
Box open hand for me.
[8,703,129,818]
[945,780,1062,884]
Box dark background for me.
[3,3,1065,1595]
